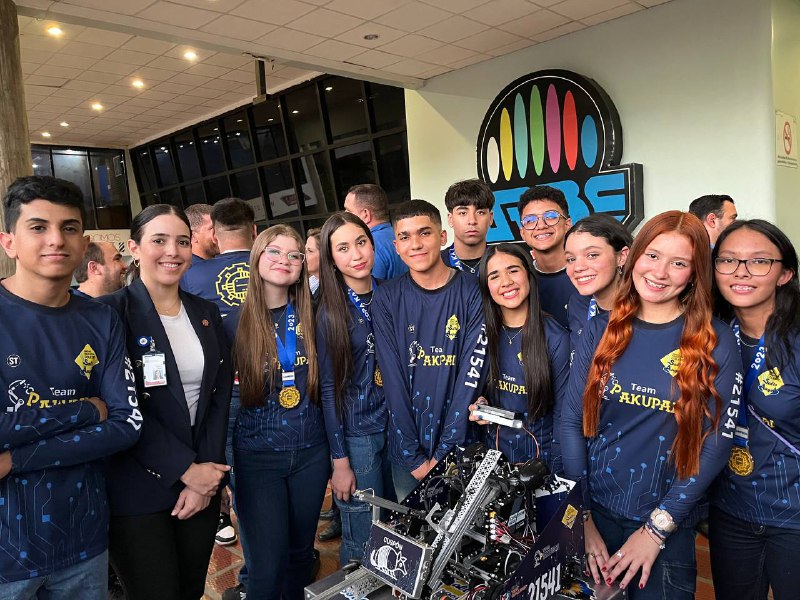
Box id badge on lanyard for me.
[138,335,168,388]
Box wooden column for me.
[0,0,31,277]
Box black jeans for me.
[109,494,220,600]
[709,505,800,600]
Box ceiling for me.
[15,0,672,148]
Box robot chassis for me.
[306,443,625,600]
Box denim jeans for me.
[234,443,330,600]
[0,550,108,600]
[391,463,420,503]
[592,504,696,600]
[709,505,800,600]
[333,433,392,564]
[226,391,248,587]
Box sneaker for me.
[222,583,246,600]
[216,512,237,546]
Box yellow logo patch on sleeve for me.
[75,344,99,380]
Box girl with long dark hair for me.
[562,211,742,599]
[709,219,800,599]
[101,204,232,600]
[468,243,570,470]
[224,225,326,600]
[317,211,390,563]
[564,213,632,352]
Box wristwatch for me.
[648,508,676,536]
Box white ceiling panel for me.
[15,0,672,147]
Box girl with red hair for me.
[562,211,742,599]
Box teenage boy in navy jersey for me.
[181,198,256,318]
[373,199,487,501]
[517,185,577,329]
[0,176,140,599]
[440,179,494,278]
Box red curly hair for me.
[582,211,721,480]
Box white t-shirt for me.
[160,304,204,426]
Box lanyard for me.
[346,281,375,326]
[275,303,297,388]
[587,297,598,321]
[448,245,463,271]
[731,320,767,448]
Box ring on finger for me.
[616,550,624,558]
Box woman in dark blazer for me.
[99,204,231,600]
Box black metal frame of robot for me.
[305,443,625,600]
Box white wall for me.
[406,0,775,233]
[772,0,800,244]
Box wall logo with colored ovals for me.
[477,69,643,242]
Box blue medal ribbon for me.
[731,320,767,448]
[587,297,598,321]
[275,303,297,388]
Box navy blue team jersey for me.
[711,330,800,530]
[534,268,577,330]
[562,313,741,527]
[0,286,140,582]
[317,291,387,460]
[483,316,569,473]
[440,244,482,278]
[223,305,325,452]
[566,294,608,355]
[373,271,487,471]
[181,250,250,317]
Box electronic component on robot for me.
[306,443,625,600]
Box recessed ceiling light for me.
[291,110,299,114]
[47,26,63,37]
[235,132,241,136]
[59,121,69,127]
[183,50,197,61]
[325,86,333,91]
[160,146,166,150]
[132,79,145,89]
[236,119,243,123]
[41,131,51,138]
[363,34,379,41]
[91,102,104,111]
[213,127,218,131]
[267,118,274,122]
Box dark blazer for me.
[99,278,232,516]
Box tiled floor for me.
[203,490,727,599]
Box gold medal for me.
[374,367,383,387]
[728,446,754,476]
[278,386,301,409]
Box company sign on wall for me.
[476,70,643,242]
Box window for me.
[131,75,408,235]
[91,150,131,228]
[225,112,254,169]
[32,147,52,177]
[198,123,226,175]
[322,77,368,142]
[52,149,96,229]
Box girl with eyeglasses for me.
[709,219,800,600]
[468,243,570,471]
[223,225,327,600]
[316,211,391,564]
[564,214,633,354]
[562,211,741,599]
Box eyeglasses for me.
[263,247,305,265]
[714,257,782,276]
[521,210,565,230]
